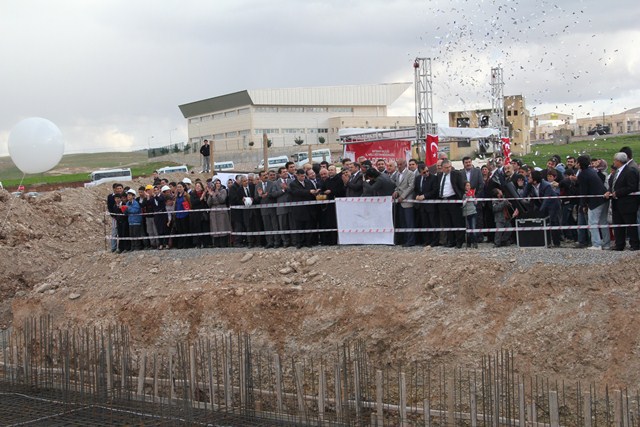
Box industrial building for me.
[448,95,531,157]
[574,107,640,137]
[178,84,415,159]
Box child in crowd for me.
[462,181,477,248]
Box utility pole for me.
[262,133,269,172]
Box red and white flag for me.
[501,137,511,164]
[425,134,439,167]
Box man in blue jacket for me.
[124,189,143,251]
[577,155,610,250]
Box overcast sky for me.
[1,0,638,156]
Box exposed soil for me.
[1,181,640,388]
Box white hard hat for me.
[182,178,192,185]
[161,185,171,192]
[126,189,137,196]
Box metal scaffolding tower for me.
[414,58,436,150]
[490,66,507,136]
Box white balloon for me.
[8,117,64,174]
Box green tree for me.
[318,136,326,144]
[294,136,304,145]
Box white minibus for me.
[256,156,289,171]
[157,165,189,174]
[84,168,132,188]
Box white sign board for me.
[335,196,394,245]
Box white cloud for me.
[1,0,638,157]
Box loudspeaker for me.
[516,217,549,248]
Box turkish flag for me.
[501,137,511,164]
[425,134,439,167]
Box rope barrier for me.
[105,222,640,242]
[104,192,639,245]
[105,191,640,217]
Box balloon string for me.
[0,172,26,237]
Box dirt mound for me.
[2,184,640,387]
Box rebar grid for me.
[1,318,638,427]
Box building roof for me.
[622,107,640,114]
[178,83,412,118]
[534,112,573,121]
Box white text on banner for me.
[335,196,394,245]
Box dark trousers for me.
[561,203,577,241]
[319,205,337,245]
[116,220,130,251]
[154,214,169,246]
[288,211,298,245]
[483,203,496,243]
[174,217,190,249]
[189,213,203,248]
[439,198,464,246]
[261,210,280,246]
[613,209,640,249]
[277,213,292,246]
[548,208,561,246]
[295,219,313,247]
[398,206,416,245]
[129,224,143,251]
[415,207,438,245]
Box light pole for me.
[169,127,178,147]
[147,136,154,159]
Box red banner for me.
[501,137,511,164]
[343,139,411,163]
[425,134,439,167]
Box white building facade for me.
[178,83,414,158]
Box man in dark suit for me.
[254,170,280,248]
[228,175,251,247]
[362,168,395,196]
[270,167,293,247]
[319,165,344,245]
[620,146,640,237]
[414,164,440,246]
[305,169,322,244]
[289,169,319,248]
[107,183,124,252]
[605,152,639,251]
[345,162,364,197]
[437,159,466,248]
[393,158,416,246]
[461,157,484,192]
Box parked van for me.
[214,161,235,171]
[84,168,132,188]
[256,155,289,171]
[292,149,332,168]
[157,165,189,174]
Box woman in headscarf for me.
[206,179,231,247]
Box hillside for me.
[1,180,639,388]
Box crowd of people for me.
[107,146,640,253]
